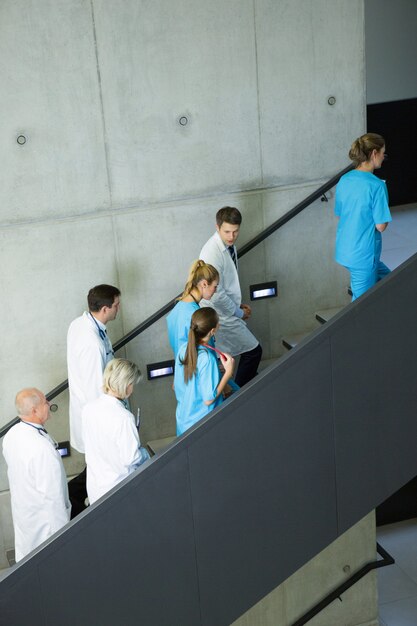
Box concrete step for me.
[282,332,311,350]
[147,436,176,456]
[315,306,344,324]
[258,358,278,372]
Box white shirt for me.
[82,394,146,505]
[2,421,71,562]
[200,231,259,355]
[67,312,114,452]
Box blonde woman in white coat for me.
[82,358,149,505]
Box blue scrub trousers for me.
[349,261,391,301]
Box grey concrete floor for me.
[381,202,417,270]
[378,519,417,626]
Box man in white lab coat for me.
[200,207,262,387]
[67,284,121,454]
[66,284,120,513]
[3,388,71,562]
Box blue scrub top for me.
[166,300,217,356]
[174,344,223,436]
[166,301,199,357]
[335,170,391,269]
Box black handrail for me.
[291,542,394,626]
[0,165,352,440]
[238,164,353,258]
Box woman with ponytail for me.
[335,133,392,300]
[174,308,234,435]
[167,259,219,357]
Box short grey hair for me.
[103,358,142,398]
[15,388,43,417]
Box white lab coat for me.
[2,421,71,562]
[199,231,259,355]
[82,394,146,504]
[67,312,114,453]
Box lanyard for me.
[200,342,226,360]
[89,313,114,358]
[20,421,59,449]
[89,312,106,341]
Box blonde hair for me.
[103,358,142,398]
[180,260,219,300]
[181,307,219,383]
[349,133,385,167]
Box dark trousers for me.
[234,343,262,388]
[68,467,88,519]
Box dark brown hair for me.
[87,284,121,312]
[181,308,219,383]
[216,206,242,227]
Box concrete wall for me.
[365,0,417,104]
[0,0,365,565]
[233,511,378,626]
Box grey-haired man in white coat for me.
[199,206,262,387]
[3,388,71,561]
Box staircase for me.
[1,253,416,626]
[282,304,345,350]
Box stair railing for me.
[0,164,352,439]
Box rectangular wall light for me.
[250,281,278,301]
[57,441,71,457]
[147,359,175,380]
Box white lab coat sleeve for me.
[209,282,240,318]
[31,446,71,534]
[76,340,106,404]
[118,417,143,472]
[200,239,238,317]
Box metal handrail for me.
[291,542,394,626]
[238,164,353,258]
[0,165,352,439]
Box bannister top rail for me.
[238,164,353,258]
[0,165,351,440]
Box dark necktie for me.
[228,246,237,268]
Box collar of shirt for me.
[86,311,107,333]
[22,420,45,430]
[214,230,233,254]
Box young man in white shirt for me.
[199,207,262,387]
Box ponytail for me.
[180,260,219,300]
[181,308,219,383]
[349,133,385,167]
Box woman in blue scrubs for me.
[335,133,392,300]
[174,308,235,436]
[166,259,219,357]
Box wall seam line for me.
[0,178,328,231]
[90,0,113,206]
[252,0,264,185]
